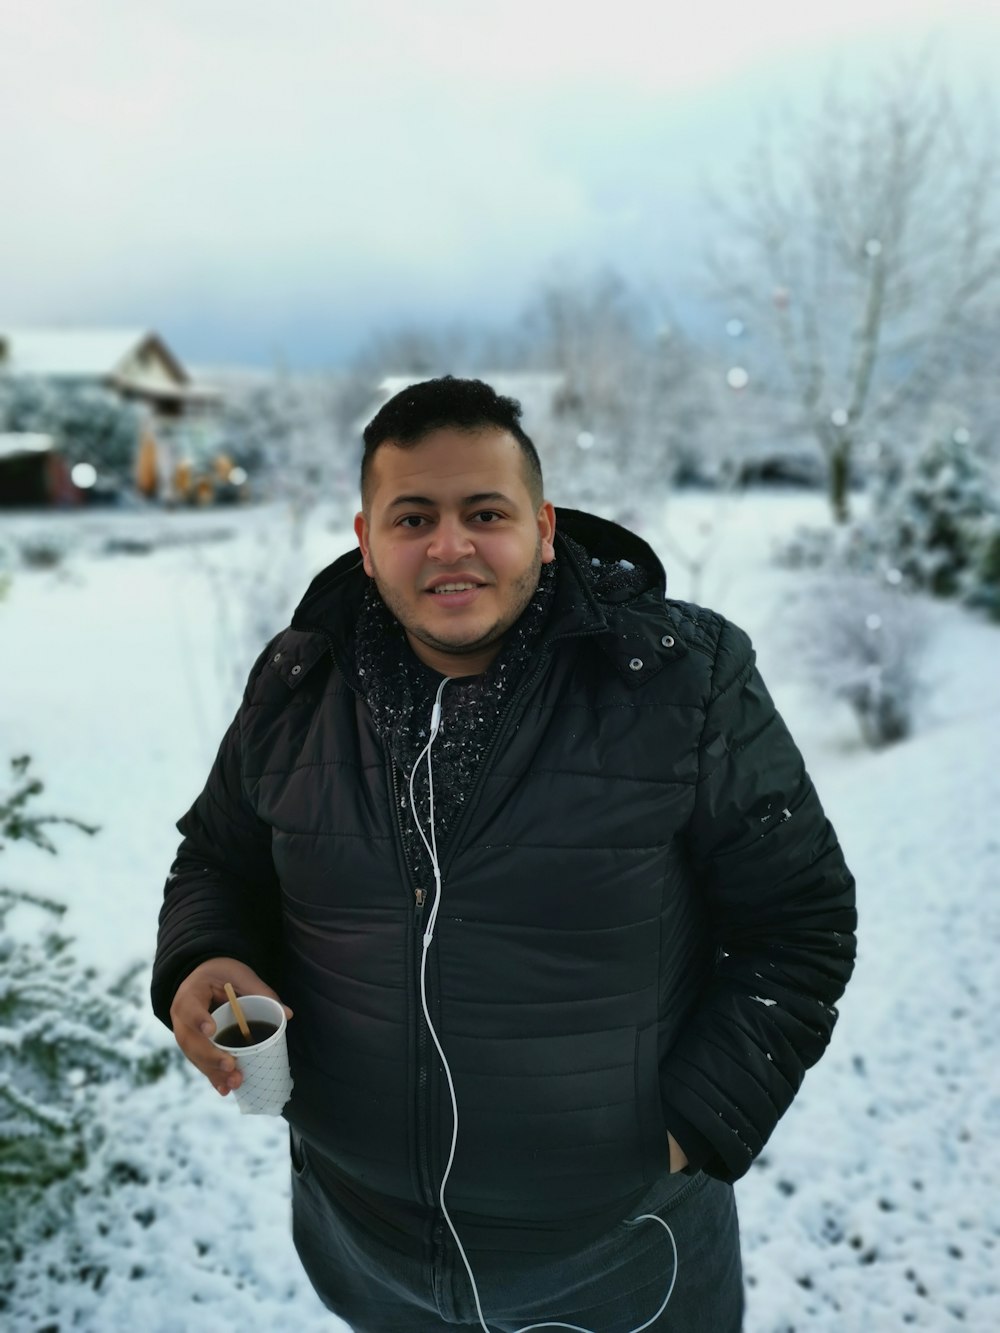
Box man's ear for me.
[354,512,374,577]
[537,501,556,564]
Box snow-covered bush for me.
[185,509,312,723]
[0,378,142,479]
[0,757,171,1307]
[776,431,1000,621]
[868,433,1000,611]
[213,370,352,518]
[1,1072,306,1330]
[787,574,930,748]
[54,387,144,477]
[774,522,874,575]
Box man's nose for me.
[427,518,475,562]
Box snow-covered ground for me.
[1,491,998,1331]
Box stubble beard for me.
[371,539,543,661]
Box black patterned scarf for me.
[352,540,651,886]
[354,561,557,884]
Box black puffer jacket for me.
[152,509,856,1249]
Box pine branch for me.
[1,757,100,855]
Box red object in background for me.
[46,451,85,506]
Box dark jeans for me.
[291,1147,743,1333]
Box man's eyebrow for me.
[386,491,516,509]
[464,491,515,506]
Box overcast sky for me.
[2,0,998,368]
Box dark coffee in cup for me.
[215,1020,278,1048]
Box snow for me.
[0,433,54,459]
[0,328,150,379]
[1,491,999,1331]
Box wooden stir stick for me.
[224,982,251,1039]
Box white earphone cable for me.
[407,677,677,1333]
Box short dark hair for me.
[361,376,544,507]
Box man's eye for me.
[398,515,427,529]
[474,511,502,523]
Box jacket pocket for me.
[635,1023,671,1180]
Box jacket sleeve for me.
[150,642,284,1028]
[660,619,857,1182]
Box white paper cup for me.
[209,994,293,1116]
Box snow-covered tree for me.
[0,378,142,478]
[0,375,59,439]
[709,53,1000,522]
[777,421,1000,621]
[517,268,716,528]
[55,387,143,476]
[0,758,169,1298]
[213,368,352,530]
[867,429,1000,615]
[334,320,507,458]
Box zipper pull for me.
[414,888,426,928]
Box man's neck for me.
[403,634,503,678]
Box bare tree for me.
[708,51,1000,522]
[215,365,351,536]
[332,275,721,532]
[518,268,713,528]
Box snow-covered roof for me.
[0,432,55,460]
[1,328,151,378]
[0,327,197,389]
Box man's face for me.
[354,427,556,676]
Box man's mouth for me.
[429,581,481,595]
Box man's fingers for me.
[175,1020,238,1080]
[169,957,290,1093]
[185,1035,244,1094]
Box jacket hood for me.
[555,507,666,594]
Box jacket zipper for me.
[388,651,567,1214]
[388,756,437,1207]
[406,626,605,1213]
[390,633,599,1214]
[308,617,608,1212]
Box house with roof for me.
[0,328,218,418]
[0,328,223,502]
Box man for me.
[152,376,856,1332]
